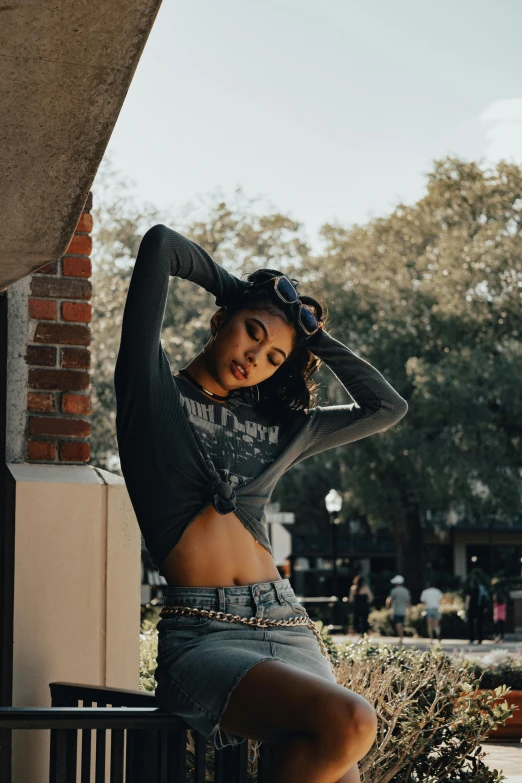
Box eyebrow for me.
[250,318,288,360]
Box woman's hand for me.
[304,325,324,346]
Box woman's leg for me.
[395,619,404,644]
[219,659,377,783]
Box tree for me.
[293,157,522,599]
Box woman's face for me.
[206,307,296,390]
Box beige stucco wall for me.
[8,464,140,783]
[423,528,522,579]
[452,530,522,579]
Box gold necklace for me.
[178,368,229,402]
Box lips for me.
[231,360,248,379]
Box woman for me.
[114,224,408,783]
[349,576,374,636]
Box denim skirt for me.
[154,578,336,750]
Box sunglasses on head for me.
[249,275,319,336]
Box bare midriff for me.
[159,503,282,587]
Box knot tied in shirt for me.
[209,478,237,515]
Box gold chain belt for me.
[159,604,333,667]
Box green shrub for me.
[334,638,513,783]
[139,618,159,693]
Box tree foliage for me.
[284,157,522,598]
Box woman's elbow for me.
[395,398,408,420]
[378,398,408,430]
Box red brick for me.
[28,299,57,320]
[27,440,56,461]
[25,345,57,366]
[29,417,91,437]
[66,234,92,256]
[28,368,90,391]
[60,440,90,462]
[83,191,93,211]
[31,277,91,300]
[62,302,92,323]
[75,213,93,233]
[27,392,56,413]
[62,257,92,278]
[34,323,91,346]
[62,394,92,414]
[33,260,58,275]
[61,347,90,370]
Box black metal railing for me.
[0,682,275,782]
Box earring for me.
[203,331,216,353]
[252,384,260,403]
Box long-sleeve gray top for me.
[114,224,408,570]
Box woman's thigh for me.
[219,658,374,745]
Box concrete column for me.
[453,532,467,579]
[9,464,140,783]
[511,591,522,634]
[359,558,371,579]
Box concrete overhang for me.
[0,0,162,291]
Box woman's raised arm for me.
[115,223,246,387]
[295,327,408,462]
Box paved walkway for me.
[331,633,522,656]
[482,742,522,782]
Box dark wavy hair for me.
[352,575,366,594]
[219,268,329,425]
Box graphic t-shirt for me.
[390,585,411,615]
[420,587,443,609]
[173,374,303,490]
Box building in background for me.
[287,514,522,606]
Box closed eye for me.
[246,323,279,367]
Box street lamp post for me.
[325,489,343,629]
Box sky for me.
[100,0,522,249]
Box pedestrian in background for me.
[464,568,490,645]
[420,580,443,641]
[349,575,374,637]
[385,575,411,646]
[492,582,508,642]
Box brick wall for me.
[25,192,93,463]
